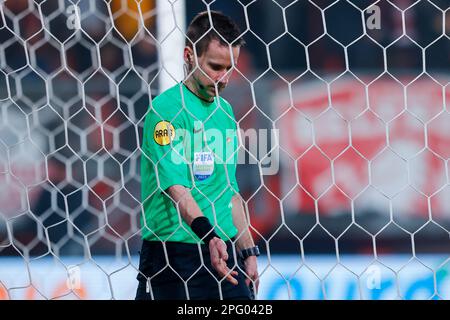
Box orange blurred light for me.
[110,0,155,41]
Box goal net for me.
[0,0,449,300]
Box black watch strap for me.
[240,246,260,260]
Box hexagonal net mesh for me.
[0,0,450,300]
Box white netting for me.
[0,0,450,300]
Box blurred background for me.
[1,0,450,299]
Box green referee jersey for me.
[140,83,240,244]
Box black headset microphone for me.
[198,82,207,91]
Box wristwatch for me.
[240,246,260,260]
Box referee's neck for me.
[182,79,215,103]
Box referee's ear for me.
[184,46,195,70]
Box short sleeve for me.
[142,108,192,193]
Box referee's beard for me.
[185,73,224,102]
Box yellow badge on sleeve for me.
[153,121,175,146]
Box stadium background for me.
[1,0,450,299]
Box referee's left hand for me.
[244,256,259,294]
[209,237,238,285]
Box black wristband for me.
[190,216,219,245]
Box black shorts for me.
[135,239,254,300]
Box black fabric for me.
[135,239,254,300]
[190,216,219,245]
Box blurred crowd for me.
[1,0,449,256]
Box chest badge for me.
[193,152,214,181]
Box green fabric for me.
[140,83,240,243]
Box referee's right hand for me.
[209,237,238,285]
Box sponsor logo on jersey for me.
[153,121,175,146]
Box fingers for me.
[224,269,239,285]
[218,247,238,286]
[252,279,260,296]
[222,250,229,262]
[245,269,259,294]
[209,238,239,285]
[210,238,227,265]
[245,275,259,298]
[217,257,238,285]
[255,277,260,294]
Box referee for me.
[136,11,259,300]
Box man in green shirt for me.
[136,11,260,300]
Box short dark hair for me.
[186,11,245,56]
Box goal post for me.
[156,0,185,92]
